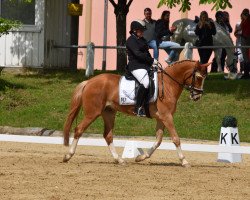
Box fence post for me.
[85,42,95,77]
[183,42,193,60]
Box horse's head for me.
[184,61,210,101]
[171,21,184,44]
[172,19,199,46]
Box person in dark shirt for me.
[223,11,233,33]
[126,20,157,117]
[143,8,158,60]
[195,11,216,64]
[240,9,250,79]
[155,10,180,65]
[211,11,233,72]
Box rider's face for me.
[136,29,144,38]
[144,11,152,21]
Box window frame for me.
[0,0,43,33]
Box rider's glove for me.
[152,59,158,71]
[153,59,158,65]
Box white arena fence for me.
[1,134,250,155]
[54,43,250,77]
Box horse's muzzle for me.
[190,93,202,101]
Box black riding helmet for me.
[129,20,146,34]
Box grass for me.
[0,69,250,142]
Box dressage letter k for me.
[231,133,239,144]
[220,133,227,144]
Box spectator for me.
[240,9,250,79]
[143,8,158,60]
[195,11,216,65]
[234,14,244,73]
[211,11,232,72]
[155,10,180,65]
[223,11,233,34]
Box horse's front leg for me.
[162,114,190,167]
[215,49,222,72]
[135,120,164,162]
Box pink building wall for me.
[78,0,249,70]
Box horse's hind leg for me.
[135,120,164,162]
[63,116,97,162]
[102,108,125,165]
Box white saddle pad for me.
[119,72,158,105]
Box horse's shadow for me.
[148,162,229,168]
[60,159,227,169]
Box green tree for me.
[0,0,33,36]
[158,0,232,12]
[0,18,20,37]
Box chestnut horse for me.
[63,60,209,167]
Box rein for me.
[157,63,204,100]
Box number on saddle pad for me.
[119,72,158,105]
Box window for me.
[0,0,35,25]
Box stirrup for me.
[133,107,146,117]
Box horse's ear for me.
[195,60,200,68]
[200,62,211,68]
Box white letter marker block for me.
[122,141,144,159]
[217,127,242,163]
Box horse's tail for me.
[63,81,88,146]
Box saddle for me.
[119,69,158,117]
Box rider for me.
[126,20,158,117]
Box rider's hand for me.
[152,64,158,71]
[152,59,158,70]
[153,59,158,65]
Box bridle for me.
[227,57,238,73]
[157,63,206,100]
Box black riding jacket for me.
[126,34,154,71]
[195,21,216,46]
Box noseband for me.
[158,64,205,100]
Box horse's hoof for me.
[229,73,237,80]
[115,158,126,165]
[135,154,147,162]
[182,163,191,168]
[63,154,71,163]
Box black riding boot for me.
[134,85,147,117]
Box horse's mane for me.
[172,18,192,27]
[168,59,196,68]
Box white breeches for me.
[131,69,149,88]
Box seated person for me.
[155,10,180,64]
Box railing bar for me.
[53,45,250,50]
